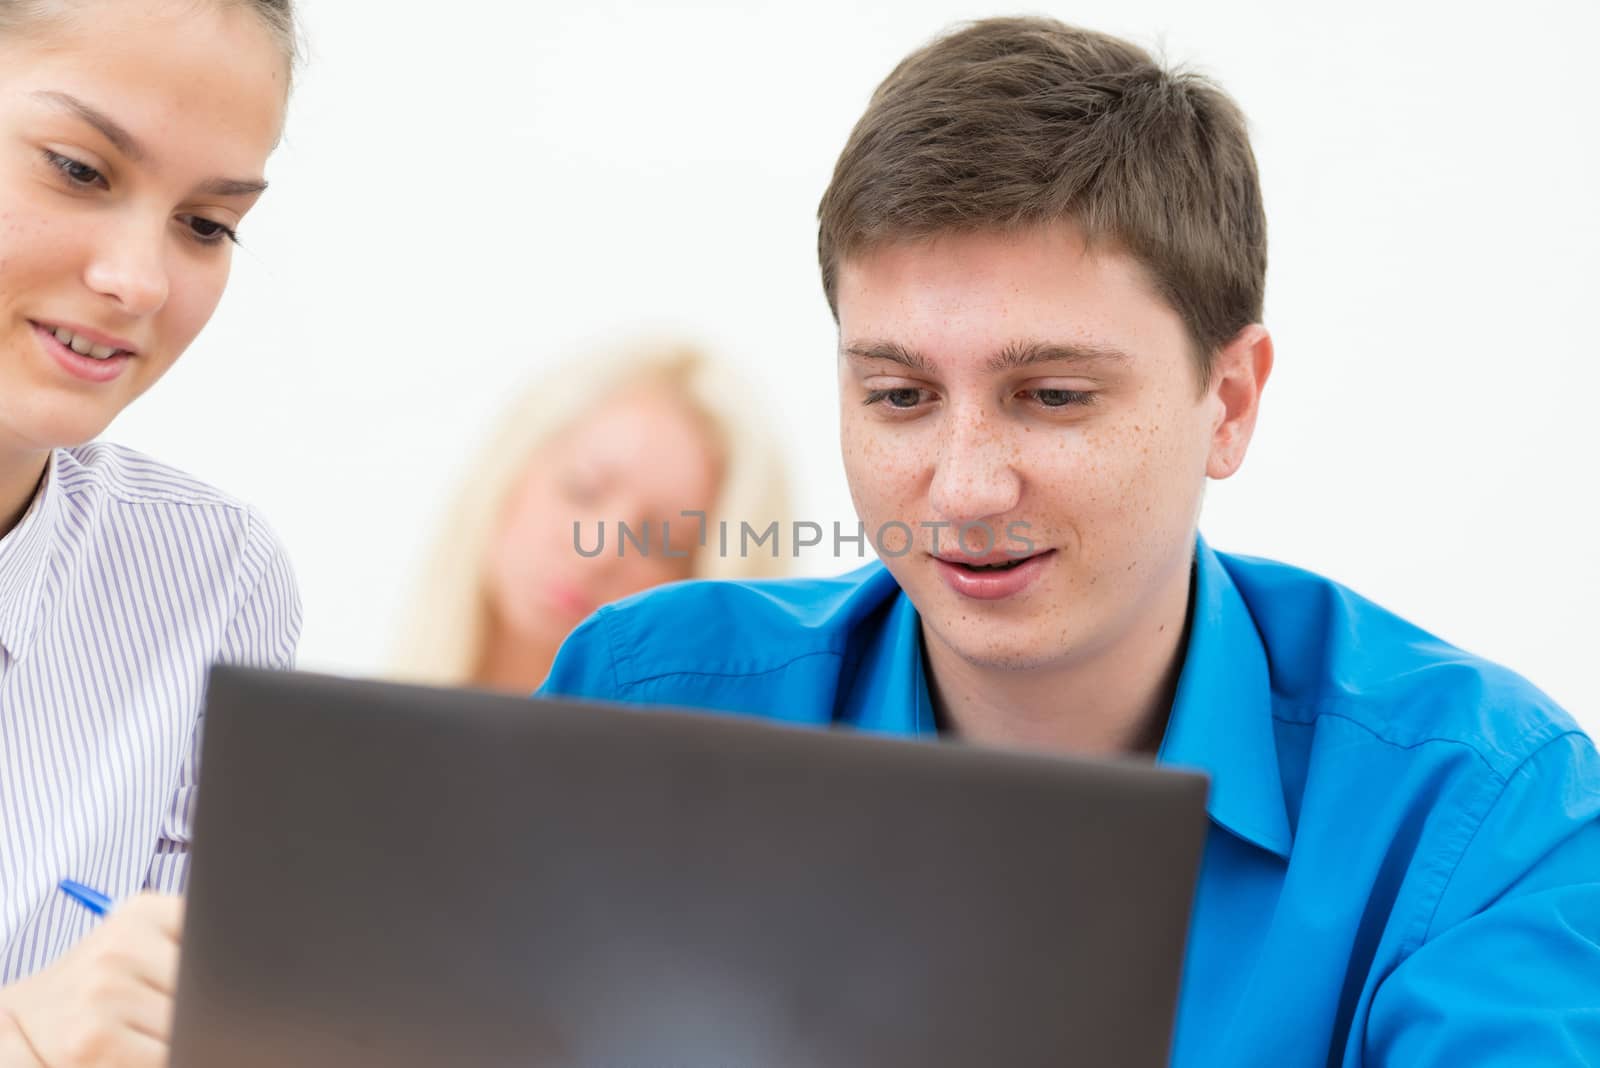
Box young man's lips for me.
[933,549,1036,567]
[932,548,1056,601]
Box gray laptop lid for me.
[171,665,1209,1068]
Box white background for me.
[108,0,1599,732]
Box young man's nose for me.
[927,415,1022,529]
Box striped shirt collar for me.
[0,450,60,663]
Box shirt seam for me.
[223,508,273,636]
[593,610,624,695]
[595,603,851,688]
[613,648,848,691]
[0,456,57,660]
[57,445,246,509]
[57,449,244,513]
[0,542,49,661]
[1269,705,1553,782]
[61,485,248,514]
[1411,728,1592,951]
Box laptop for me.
[169,665,1209,1067]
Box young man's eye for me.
[864,387,928,410]
[182,216,240,246]
[1028,388,1095,408]
[44,150,106,189]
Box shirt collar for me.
[1157,535,1293,859]
[0,450,60,663]
[856,536,1293,859]
[845,584,938,736]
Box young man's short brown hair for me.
[817,16,1266,383]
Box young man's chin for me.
[922,614,1083,674]
[893,574,1076,673]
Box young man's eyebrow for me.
[845,339,1132,374]
[29,90,267,197]
[31,90,145,161]
[987,339,1132,372]
[842,341,937,374]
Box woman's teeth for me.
[50,326,123,360]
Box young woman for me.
[392,338,792,694]
[0,1,300,1064]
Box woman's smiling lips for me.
[31,319,140,384]
[543,579,597,619]
[932,548,1056,600]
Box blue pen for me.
[58,879,114,917]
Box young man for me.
[540,17,1600,1065]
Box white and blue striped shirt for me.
[0,442,300,983]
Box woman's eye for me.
[1030,388,1094,408]
[561,472,602,505]
[182,216,239,245]
[44,150,105,189]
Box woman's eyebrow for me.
[29,89,268,197]
[197,176,269,197]
[31,90,144,160]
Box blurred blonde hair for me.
[391,337,792,687]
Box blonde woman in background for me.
[393,338,792,694]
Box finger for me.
[0,1007,48,1068]
[56,974,176,1051]
[25,995,171,1068]
[97,1021,170,1068]
[117,979,178,1047]
[121,928,182,999]
[113,893,186,942]
[87,912,183,998]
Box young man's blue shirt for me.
[538,536,1600,1065]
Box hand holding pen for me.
[0,886,184,1068]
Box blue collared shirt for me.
[540,537,1600,1065]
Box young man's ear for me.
[1206,324,1274,480]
